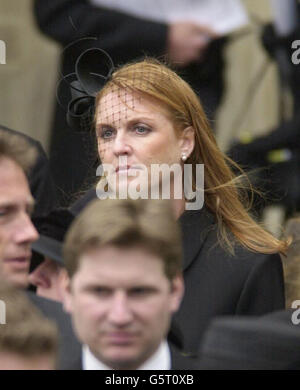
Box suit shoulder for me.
[170,345,200,370]
[26,291,70,321]
[70,188,97,216]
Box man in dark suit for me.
[0,130,80,369]
[71,187,285,356]
[63,198,198,369]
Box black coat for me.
[26,291,81,370]
[67,344,199,370]
[70,189,285,354]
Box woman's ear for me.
[179,126,195,158]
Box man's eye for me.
[130,288,153,296]
[93,288,110,296]
[0,208,11,218]
[134,125,150,135]
[0,209,14,223]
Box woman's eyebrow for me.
[126,116,155,125]
[95,122,115,132]
[96,116,155,131]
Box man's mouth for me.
[4,255,31,268]
[105,332,137,345]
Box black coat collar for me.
[179,207,215,271]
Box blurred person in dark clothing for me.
[198,309,300,370]
[228,3,300,216]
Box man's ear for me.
[62,276,73,314]
[58,270,70,303]
[179,126,195,159]
[170,274,184,313]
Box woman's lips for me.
[116,165,131,173]
[115,166,144,174]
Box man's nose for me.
[107,292,133,326]
[14,213,39,245]
[112,132,132,156]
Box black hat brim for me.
[31,235,64,266]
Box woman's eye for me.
[134,125,150,135]
[99,128,115,139]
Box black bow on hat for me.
[56,37,115,132]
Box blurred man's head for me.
[63,199,184,370]
[0,133,38,288]
[0,280,58,369]
[29,257,67,302]
[29,209,73,302]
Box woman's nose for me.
[112,132,132,156]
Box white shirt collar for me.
[82,340,171,370]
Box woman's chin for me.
[110,179,150,199]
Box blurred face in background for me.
[0,352,55,370]
[0,158,38,288]
[29,257,68,303]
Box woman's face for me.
[95,89,190,196]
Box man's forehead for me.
[75,247,167,282]
[0,157,27,182]
[0,159,33,206]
